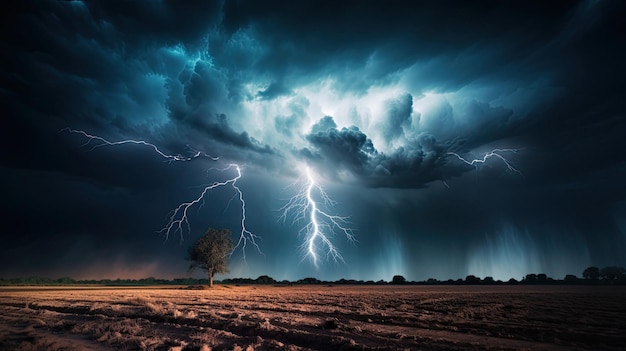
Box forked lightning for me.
[64,128,260,259]
[279,166,355,267]
[447,148,522,175]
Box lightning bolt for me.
[63,128,261,259]
[63,128,219,162]
[447,148,522,175]
[279,166,355,267]
[161,163,261,259]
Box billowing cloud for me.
[309,116,337,135]
[305,120,377,175]
[301,116,459,187]
[379,93,413,144]
[257,81,292,100]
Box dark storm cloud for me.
[193,114,276,155]
[1,0,278,178]
[257,81,292,100]
[6,0,620,184]
[203,0,626,192]
[302,117,460,187]
[85,0,224,47]
[217,1,573,92]
[213,0,626,185]
[305,122,377,174]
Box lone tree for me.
[582,266,601,280]
[187,227,233,288]
[392,275,407,284]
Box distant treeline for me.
[2,266,624,286]
[0,276,210,286]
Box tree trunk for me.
[208,268,214,288]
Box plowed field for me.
[1,285,624,350]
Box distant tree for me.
[392,275,407,284]
[465,275,481,284]
[582,266,600,280]
[56,277,75,285]
[298,277,321,284]
[255,275,276,284]
[537,273,548,282]
[524,274,538,283]
[187,227,233,288]
[600,266,625,281]
[483,276,495,284]
[223,277,254,284]
[564,274,579,283]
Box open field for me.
[0,285,624,350]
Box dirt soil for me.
[0,285,624,350]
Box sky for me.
[2,0,626,282]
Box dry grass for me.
[0,285,624,350]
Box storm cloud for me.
[302,116,457,188]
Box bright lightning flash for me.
[279,166,355,267]
[64,128,261,258]
[447,148,522,175]
[64,128,219,162]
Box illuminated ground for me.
[0,285,624,350]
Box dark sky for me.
[2,0,625,282]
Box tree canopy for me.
[583,266,601,280]
[187,227,233,287]
[600,266,625,281]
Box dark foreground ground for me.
[0,285,624,350]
